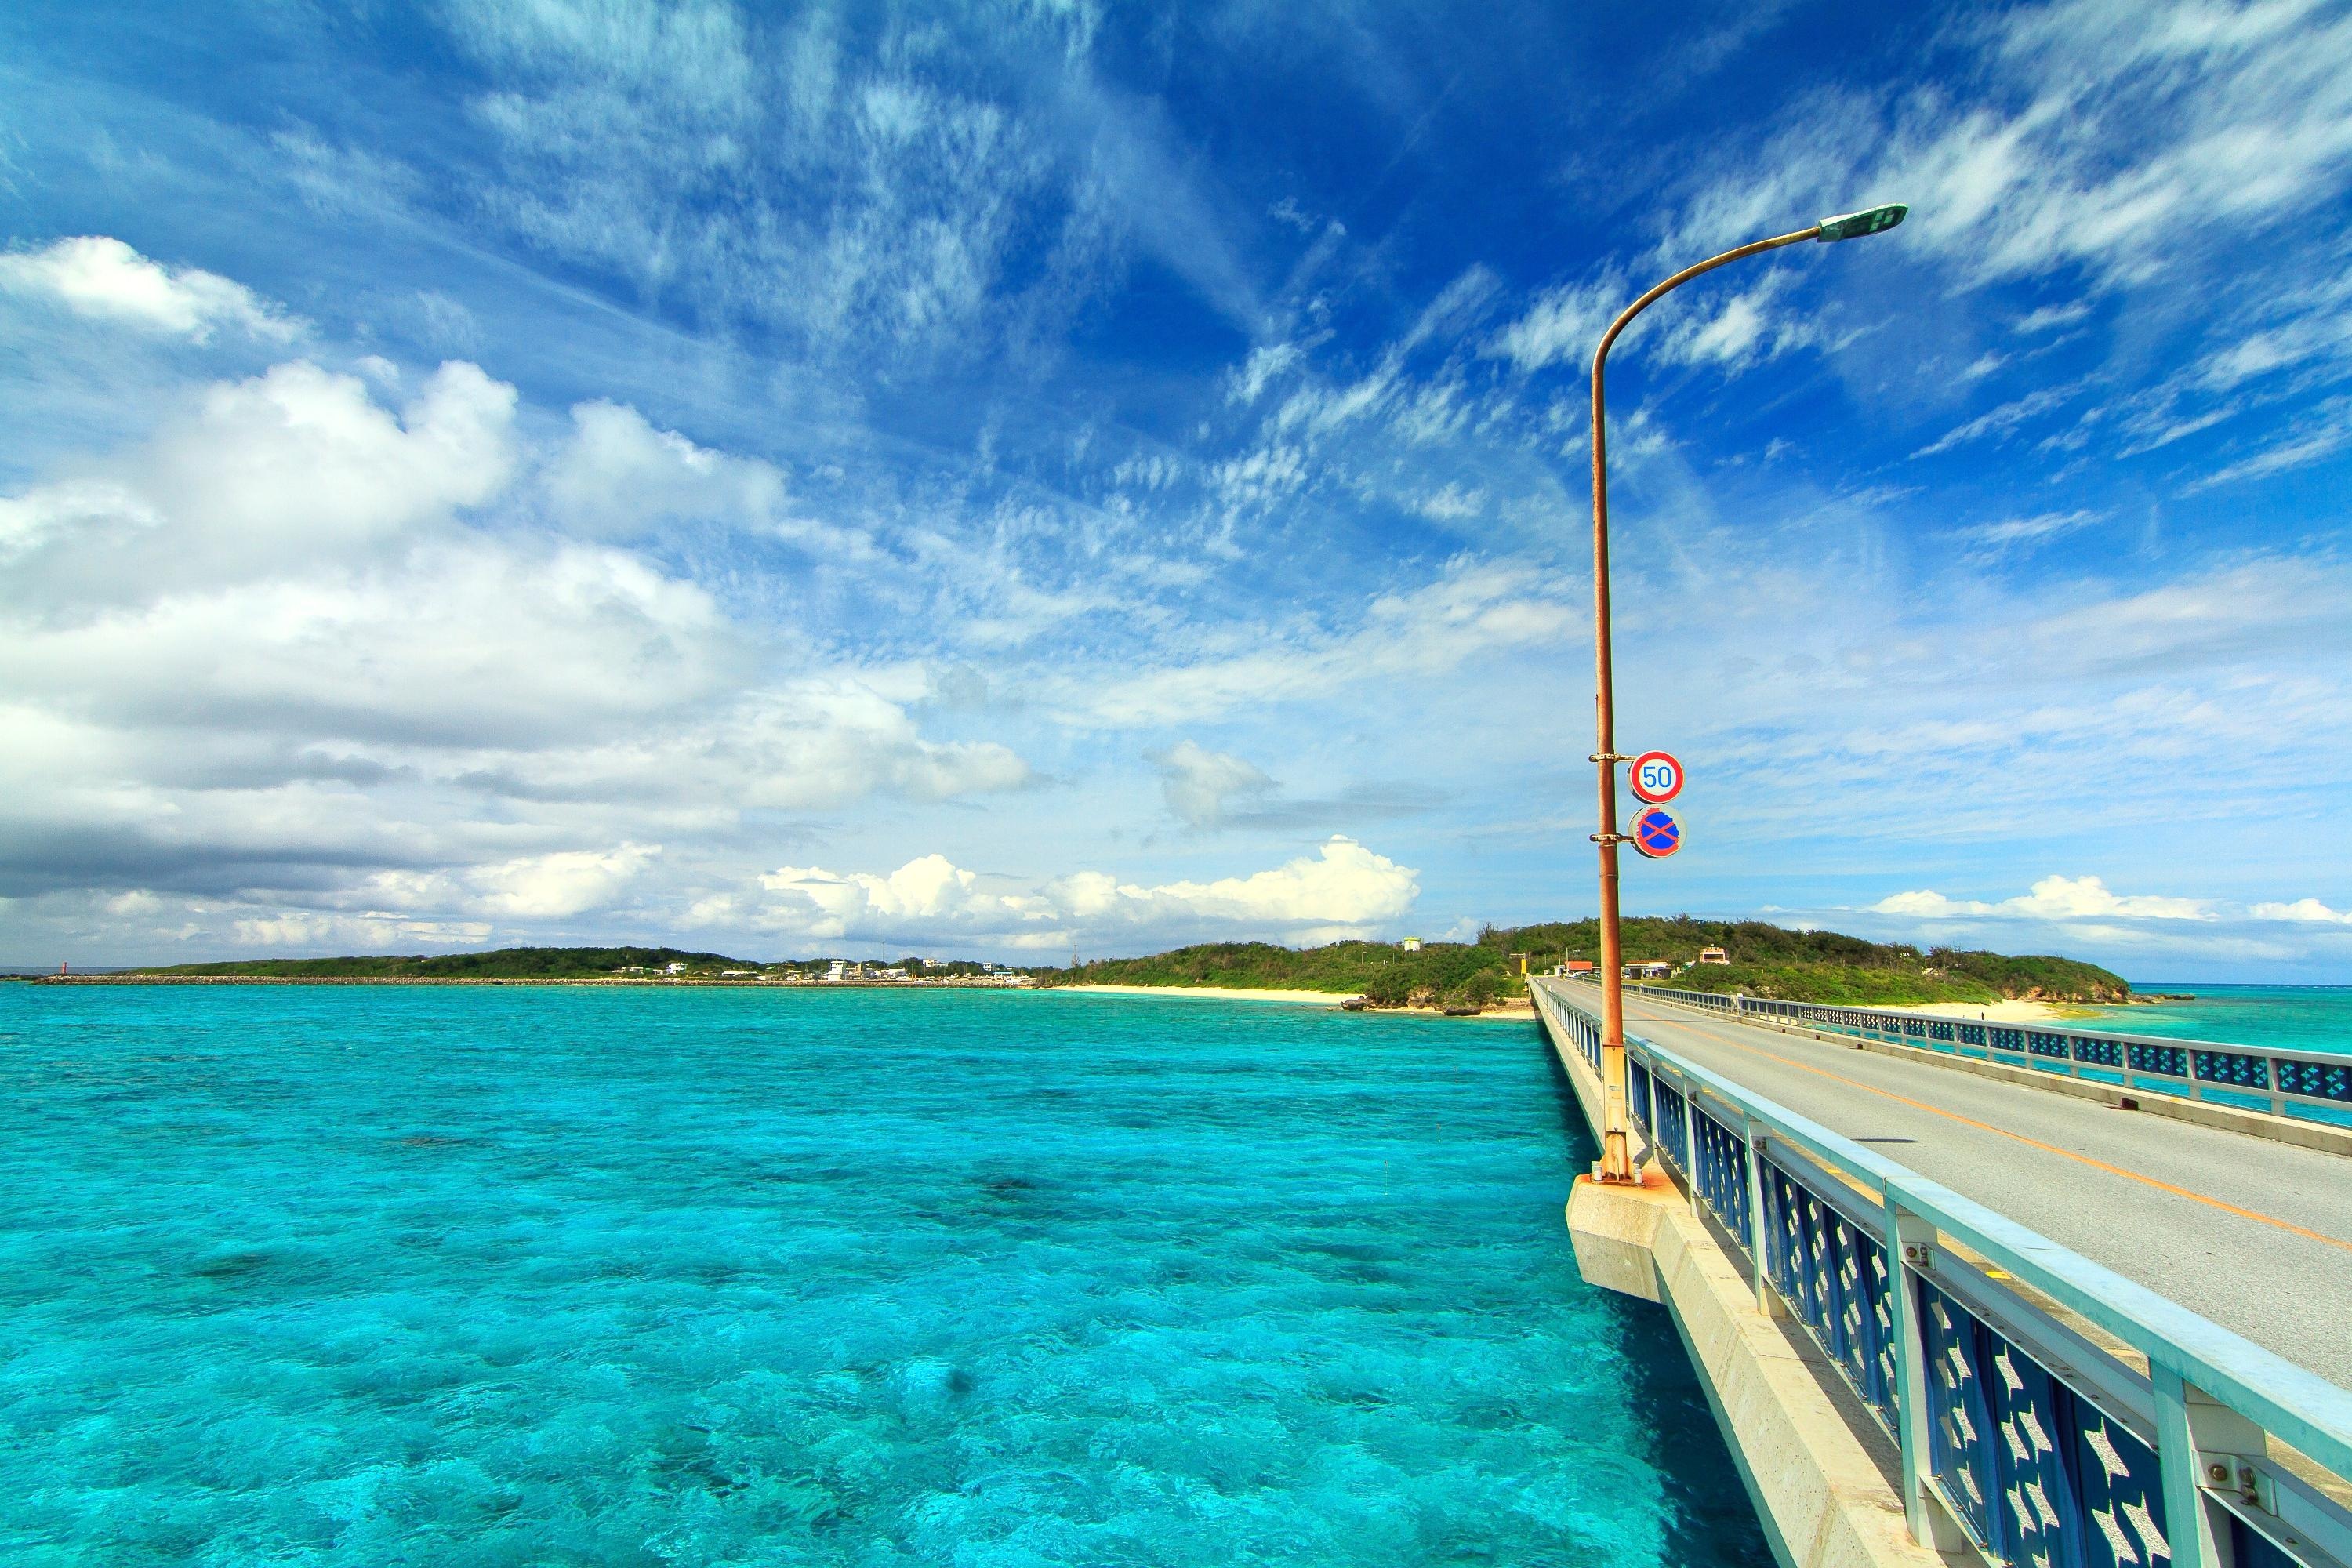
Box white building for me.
[1400,937,1421,953]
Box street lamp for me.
[1586,203,1907,1185]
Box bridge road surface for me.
[1607,989,2352,1388]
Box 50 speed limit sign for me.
[1628,750,1684,805]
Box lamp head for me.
[1816,204,1908,241]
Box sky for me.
[3,0,2350,982]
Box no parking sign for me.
[1630,806,1682,859]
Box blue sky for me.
[4,0,2350,980]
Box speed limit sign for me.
[1628,750,1684,805]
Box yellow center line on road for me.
[1636,1008,2352,1256]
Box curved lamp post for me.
[1588,203,1907,1185]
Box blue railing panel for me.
[1655,1079,1690,1171]
[2194,1049,2270,1091]
[2278,1058,2352,1103]
[1690,1107,1752,1251]
[1922,1278,2173,1568]
[2074,1037,2122,1069]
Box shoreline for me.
[1042,985,1540,1021]
[1039,982,1355,1005]
[17,975,1033,989]
[1855,998,2106,1023]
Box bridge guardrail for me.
[1613,980,2352,1128]
[1532,977,2352,1568]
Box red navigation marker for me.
[1630,806,1683,859]
[1628,750,1685,804]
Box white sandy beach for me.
[1861,999,2101,1023]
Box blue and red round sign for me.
[1630,806,1683,859]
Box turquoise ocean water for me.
[0,985,1769,1567]
[2085,984,2352,1055]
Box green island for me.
[82,919,2129,1011]
[1041,916,2131,1011]
[111,947,1003,982]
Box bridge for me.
[1530,975,2352,1568]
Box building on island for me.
[1622,960,1671,980]
[1400,937,1421,953]
[1697,946,1730,965]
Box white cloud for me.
[0,339,1037,933]
[1415,483,1485,521]
[1058,837,1417,935]
[1871,875,2213,921]
[1912,383,2085,458]
[712,837,1419,949]
[1485,274,1621,374]
[1653,270,1820,373]
[2249,898,2352,924]
[1228,342,1302,405]
[2013,302,2092,335]
[542,401,789,539]
[1148,740,1275,828]
[1076,558,1570,727]
[2,359,520,598]
[2185,396,2352,490]
[345,844,662,920]
[231,913,494,948]
[0,236,304,342]
[1956,509,2100,560]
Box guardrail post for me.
[2154,1365,2269,1568]
[1884,1197,1959,1552]
[1679,1074,1697,1184]
[1744,1128,1776,1316]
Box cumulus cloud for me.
[0,236,303,342]
[542,400,789,539]
[706,837,1419,949]
[232,913,494,948]
[1871,875,2215,921]
[2,359,520,597]
[0,334,1034,935]
[339,843,662,920]
[1055,837,1419,941]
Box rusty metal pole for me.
[1588,223,1821,1183]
